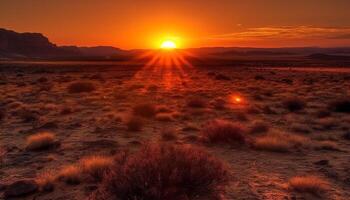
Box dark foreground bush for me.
[201,119,246,144]
[91,143,229,200]
[283,98,306,112]
[329,99,350,113]
[67,82,96,93]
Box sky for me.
[1,0,350,49]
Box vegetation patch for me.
[92,143,229,200]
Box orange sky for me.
[1,0,350,49]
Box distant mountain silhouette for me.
[0,28,128,60]
[0,28,67,58]
[308,53,350,60]
[1,28,350,62]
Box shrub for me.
[329,99,350,113]
[201,119,246,144]
[26,132,57,151]
[126,116,144,131]
[80,156,114,181]
[58,165,81,185]
[67,81,96,93]
[187,97,206,108]
[254,135,291,152]
[249,121,269,134]
[283,98,306,112]
[133,103,156,118]
[289,176,329,195]
[253,132,307,152]
[92,143,229,200]
[35,170,56,191]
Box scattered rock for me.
[4,180,38,198]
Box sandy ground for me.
[1,63,350,200]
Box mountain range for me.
[1,28,350,62]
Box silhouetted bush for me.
[58,165,81,185]
[201,119,246,144]
[329,99,350,113]
[67,81,96,93]
[92,143,229,200]
[283,98,306,112]
[80,156,114,181]
[126,116,144,131]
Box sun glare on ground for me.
[160,40,177,49]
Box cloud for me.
[208,26,350,41]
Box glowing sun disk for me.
[161,40,177,49]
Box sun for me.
[160,40,177,49]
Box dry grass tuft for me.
[253,132,308,152]
[283,98,306,112]
[80,156,114,181]
[58,165,81,185]
[254,136,291,152]
[126,116,144,131]
[92,143,229,200]
[289,176,329,195]
[26,132,57,151]
[201,119,246,144]
[133,103,156,118]
[36,170,56,191]
[67,81,96,93]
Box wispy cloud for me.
[208,26,350,41]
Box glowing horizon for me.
[1,0,350,49]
